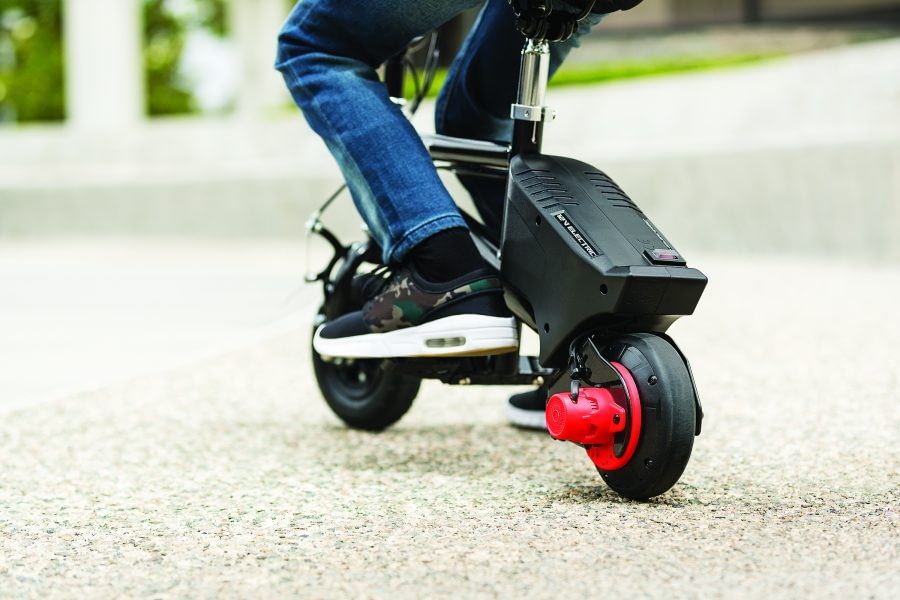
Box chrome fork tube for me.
[511,39,553,156]
[516,39,550,110]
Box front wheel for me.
[598,333,697,500]
[311,320,421,432]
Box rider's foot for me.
[349,266,392,310]
[313,262,517,358]
[506,387,549,431]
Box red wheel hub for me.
[545,362,642,471]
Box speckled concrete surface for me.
[1,256,898,598]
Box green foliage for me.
[548,53,783,87]
[0,0,64,121]
[144,0,228,116]
[144,0,193,116]
[200,0,227,36]
[0,0,228,123]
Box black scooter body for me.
[501,154,707,367]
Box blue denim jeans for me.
[276,0,601,263]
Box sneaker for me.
[348,265,392,309]
[313,264,518,358]
[506,387,548,430]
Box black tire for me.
[311,326,421,432]
[598,333,696,500]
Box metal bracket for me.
[510,103,556,123]
[585,337,632,409]
[303,215,346,284]
[562,336,632,410]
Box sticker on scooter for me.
[553,212,600,258]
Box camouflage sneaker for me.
[313,264,517,358]
[348,265,393,310]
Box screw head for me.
[613,414,620,424]
[648,375,658,386]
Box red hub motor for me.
[545,362,642,471]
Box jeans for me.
[276,0,601,263]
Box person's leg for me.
[435,0,603,240]
[276,0,481,265]
[278,0,517,358]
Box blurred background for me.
[1,0,899,406]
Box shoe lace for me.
[360,264,394,299]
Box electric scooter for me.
[306,1,706,500]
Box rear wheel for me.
[311,319,421,431]
[312,356,420,432]
[598,333,696,500]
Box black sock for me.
[409,227,486,283]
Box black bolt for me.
[613,414,620,424]
[648,375,658,386]
[644,458,655,469]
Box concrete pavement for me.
[0,240,898,598]
[0,239,314,410]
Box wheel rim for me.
[586,361,642,471]
[323,358,385,404]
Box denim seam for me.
[275,3,314,69]
[281,59,393,246]
[282,54,464,263]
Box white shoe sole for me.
[313,314,518,358]
[506,404,548,431]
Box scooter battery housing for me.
[501,154,707,366]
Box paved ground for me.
[0,239,311,409]
[0,240,897,598]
